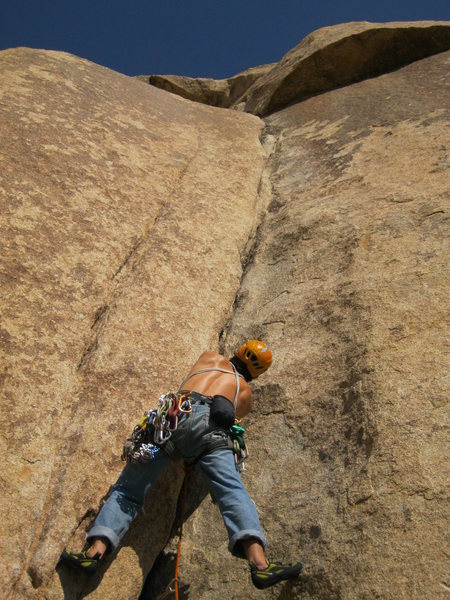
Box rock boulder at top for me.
[141,63,274,108]
[240,21,450,115]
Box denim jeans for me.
[88,402,266,557]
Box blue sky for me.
[1,1,449,78]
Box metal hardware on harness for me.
[228,424,249,472]
[122,392,193,464]
[121,392,249,472]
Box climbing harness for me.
[122,364,249,470]
[121,392,192,463]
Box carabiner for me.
[178,395,192,413]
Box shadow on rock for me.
[140,465,209,599]
[55,550,118,599]
[139,551,190,599]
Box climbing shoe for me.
[250,560,302,589]
[59,548,101,576]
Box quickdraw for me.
[122,392,192,463]
[228,424,249,472]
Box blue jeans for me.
[88,403,266,558]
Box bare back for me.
[180,351,253,418]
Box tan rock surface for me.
[239,21,450,115]
[138,63,274,108]
[0,48,265,599]
[165,51,449,599]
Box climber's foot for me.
[59,548,101,576]
[250,560,302,589]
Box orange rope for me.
[174,463,192,600]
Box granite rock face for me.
[241,20,450,115]
[0,48,264,599]
[0,21,449,600]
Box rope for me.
[174,462,193,600]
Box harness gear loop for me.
[122,392,181,463]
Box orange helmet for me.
[234,340,272,379]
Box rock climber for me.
[59,340,302,590]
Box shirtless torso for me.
[180,351,253,419]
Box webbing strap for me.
[178,365,241,410]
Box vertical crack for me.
[219,122,279,353]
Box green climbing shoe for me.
[59,549,100,576]
[250,560,302,589]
